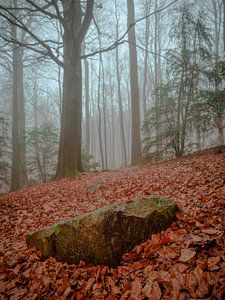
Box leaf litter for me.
[0,149,225,299]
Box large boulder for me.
[26,196,180,267]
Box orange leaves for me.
[160,235,171,245]
[1,150,225,298]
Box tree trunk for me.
[56,1,85,178]
[196,120,201,151]
[101,57,108,170]
[109,70,115,168]
[56,46,83,177]
[154,0,159,155]
[127,0,142,165]
[84,43,90,156]
[142,1,150,120]
[32,81,46,182]
[212,0,221,59]
[115,1,127,166]
[97,55,104,169]
[11,16,28,191]
[56,0,94,178]
[223,0,225,52]
[218,127,225,146]
[216,114,225,146]
[90,62,96,165]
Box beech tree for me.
[0,0,29,191]
[115,0,127,166]
[127,0,142,165]
[56,0,94,177]
[224,0,225,51]
[83,42,90,157]
[0,0,94,179]
[11,2,29,190]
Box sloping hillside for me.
[0,149,225,299]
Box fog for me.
[0,0,224,191]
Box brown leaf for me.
[172,263,189,274]
[179,249,196,262]
[150,281,162,300]
[143,277,154,298]
[130,278,142,299]
[85,277,95,292]
[202,228,223,235]
[185,272,198,298]
[10,288,27,300]
[207,256,221,271]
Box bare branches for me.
[0,4,64,68]
[0,0,178,67]
[83,0,178,59]
[75,0,95,44]
[51,0,64,26]
[24,1,58,21]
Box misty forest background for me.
[0,0,225,193]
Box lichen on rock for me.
[26,195,180,267]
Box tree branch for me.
[24,0,59,21]
[0,5,64,67]
[83,0,178,59]
[75,0,94,44]
[51,0,64,26]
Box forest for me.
[0,0,224,191]
[0,0,225,299]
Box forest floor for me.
[0,148,225,299]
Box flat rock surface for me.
[26,195,180,266]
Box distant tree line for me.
[0,0,224,192]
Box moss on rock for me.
[26,195,180,266]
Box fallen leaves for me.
[0,149,225,299]
[179,249,196,262]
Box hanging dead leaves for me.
[0,149,225,299]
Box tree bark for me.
[84,43,90,156]
[142,1,150,120]
[101,56,108,170]
[212,0,221,59]
[115,0,127,166]
[127,0,142,165]
[97,52,104,169]
[32,81,45,182]
[215,114,225,146]
[11,6,28,191]
[109,69,115,168]
[154,0,160,155]
[56,0,93,178]
[223,0,225,52]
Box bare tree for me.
[97,42,104,169]
[223,0,225,51]
[0,0,94,178]
[10,0,28,190]
[127,0,142,165]
[84,42,90,157]
[142,0,151,120]
[56,0,94,177]
[115,0,127,166]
